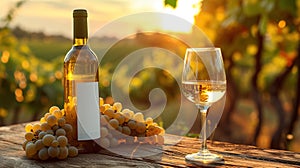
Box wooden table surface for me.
[0,122,300,168]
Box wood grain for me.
[0,123,299,167]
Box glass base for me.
[185,149,223,164]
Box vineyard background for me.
[0,0,299,152]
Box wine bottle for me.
[63,9,101,153]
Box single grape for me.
[62,123,72,133]
[115,113,125,125]
[42,134,55,146]
[32,123,41,133]
[46,129,54,135]
[53,110,63,119]
[145,117,153,125]
[52,125,59,132]
[44,112,51,120]
[110,138,119,148]
[48,146,59,158]
[100,127,108,137]
[133,112,144,122]
[51,140,59,147]
[25,123,33,133]
[100,104,111,113]
[100,115,109,126]
[25,142,37,157]
[22,140,29,151]
[99,137,110,148]
[136,122,146,134]
[57,146,68,160]
[57,136,68,147]
[68,146,78,157]
[104,108,115,118]
[55,128,66,136]
[109,119,119,129]
[25,132,34,141]
[46,115,57,127]
[38,147,49,161]
[122,126,131,136]
[113,102,122,112]
[57,117,66,127]
[40,117,46,123]
[49,106,60,114]
[122,111,131,122]
[35,139,44,151]
[127,120,137,130]
[41,123,51,132]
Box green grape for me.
[136,122,146,134]
[99,137,110,148]
[51,140,59,147]
[68,146,78,157]
[62,124,73,133]
[133,112,144,122]
[100,115,109,126]
[145,117,153,125]
[25,123,33,133]
[100,127,108,137]
[38,147,49,161]
[110,138,119,148]
[55,128,66,136]
[57,117,66,127]
[35,139,44,151]
[46,115,57,127]
[52,125,59,132]
[41,123,51,132]
[113,102,122,112]
[25,132,34,141]
[42,134,55,146]
[46,130,54,135]
[53,110,63,119]
[32,123,41,133]
[104,108,115,118]
[117,126,123,133]
[40,117,46,124]
[109,119,119,129]
[115,113,125,125]
[22,140,29,151]
[57,136,68,147]
[127,120,137,130]
[49,106,60,114]
[44,113,51,120]
[122,111,131,122]
[122,126,131,136]
[25,142,37,157]
[48,146,59,158]
[57,146,68,160]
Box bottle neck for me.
[73,38,87,46]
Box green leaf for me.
[164,0,177,8]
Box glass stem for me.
[197,105,209,153]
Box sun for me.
[153,0,201,33]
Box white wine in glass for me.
[182,48,226,163]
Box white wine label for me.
[76,82,101,140]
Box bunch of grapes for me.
[98,98,165,148]
[22,106,78,160]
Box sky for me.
[0,0,201,39]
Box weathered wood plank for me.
[0,123,299,167]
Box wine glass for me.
[181,48,226,163]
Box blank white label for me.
[76,82,100,140]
